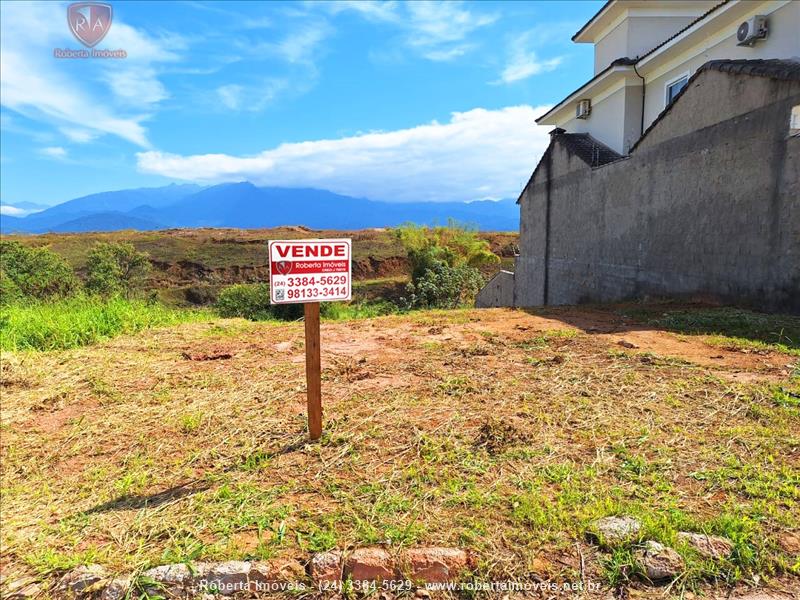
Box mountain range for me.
[0,183,519,233]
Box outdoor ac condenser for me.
[736,16,768,46]
[576,99,591,119]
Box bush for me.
[85,242,151,297]
[0,296,203,351]
[215,283,394,321]
[0,241,79,303]
[394,222,497,309]
[394,221,500,278]
[215,283,303,321]
[403,261,485,309]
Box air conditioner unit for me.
[736,16,768,46]
[576,99,591,119]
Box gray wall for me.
[515,68,800,312]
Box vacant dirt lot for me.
[1,306,798,597]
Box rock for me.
[99,578,131,600]
[403,548,469,583]
[248,559,305,592]
[345,547,396,582]
[54,564,109,596]
[635,540,685,582]
[310,551,343,584]
[676,532,734,560]
[143,563,192,587]
[194,561,250,595]
[588,516,642,547]
[4,579,42,600]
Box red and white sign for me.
[269,239,352,304]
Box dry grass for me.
[1,306,798,597]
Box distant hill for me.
[0,182,519,233]
[47,212,163,233]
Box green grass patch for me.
[0,296,206,351]
[621,307,800,355]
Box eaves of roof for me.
[535,57,637,124]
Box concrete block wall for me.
[514,68,800,313]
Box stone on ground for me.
[54,564,109,596]
[310,550,343,584]
[249,559,305,591]
[194,561,251,595]
[99,577,130,600]
[588,516,642,547]
[403,547,470,583]
[635,540,685,582]
[677,532,734,560]
[346,547,397,581]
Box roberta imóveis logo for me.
[54,2,126,59]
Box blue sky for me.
[1,0,600,208]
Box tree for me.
[0,240,78,303]
[85,242,151,297]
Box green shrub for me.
[403,261,485,309]
[215,283,303,321]
[0,240,79,303]
[215,284,395,321]
[394,222,496,309]
[394,221,500,278]
[0,296,203,351]
[85,242,151,297]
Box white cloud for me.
[0,1,182,147]
[105,68,169,106]
[324,1,402,23]
[40,146,67,159]
[215,79,289,112]
[323,0,496,62]
[137,105,552,202]
[60,127,98,143]
[236,20,331,69]
[494,29,565,85]
[0,205,28,216]
[406,2,497,48]
[217,84,244,111]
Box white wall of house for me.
[594,16,699,73]
[594,20,629,73]
[540,0,800,155]
[561,83,644,153]
[642,1,800,126]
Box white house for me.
[536,0,800,154]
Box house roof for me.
[523,58,799,202]
[701,58,800,81]
[628,59,799,152]
[571,0,614,42]
[558,132,624,167]
[517,130,623,204]
[535,57,637,124]
[541,0,729,126]
[636,1,728,61]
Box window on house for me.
[666,75,689,106]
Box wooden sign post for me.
[304,302,322,440]
[268,239,352,440]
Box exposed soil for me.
[1,305,797,599]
